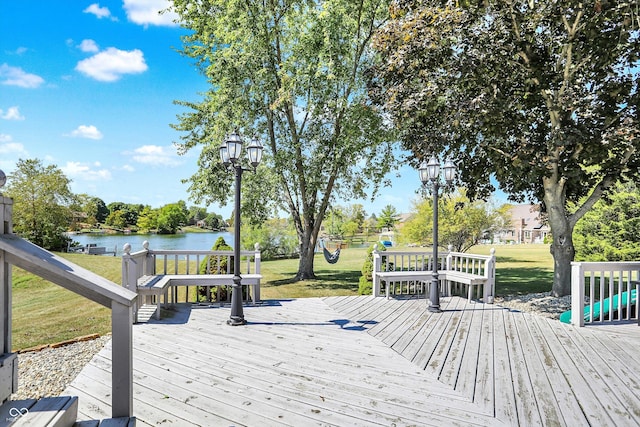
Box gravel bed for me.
[11,334,111,400]
[10,293,573,400]
[494,292,574,318]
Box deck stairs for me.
[0,397,135,426]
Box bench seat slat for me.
[136,274,262,320]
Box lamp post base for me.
[227,317,247,326]
[428,277,441,313]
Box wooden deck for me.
[64,296,640,426]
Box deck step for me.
[0,396,77,426]
[74,417,136,426]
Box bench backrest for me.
[447,250,496,278]
[122,241,261,292]
[373,250,448,273]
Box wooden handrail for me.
[0,235,136,308]
[0,195,136,418]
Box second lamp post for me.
[419,156,456,313]
[219,132,263,326]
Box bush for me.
[241,219,298,260]
[358,275,373,295]
[198,236,248,302]
[358,242,386,295]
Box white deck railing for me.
[122,241,261,304]
[570,261,640,326]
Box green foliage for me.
[104,202,145,229]
[157,203,189,234]
[171,0,397,280]
[204,212,223,229]
[358,242,386,295]
[377,205,400,230]
[241,218,298,261]
[197,236,245,302]
[105,210,127,229]
[72,194,108,226]
[574,183,640,262]
[200,236,233,274]
[188,206,207,225]
[358,275,373,296]
[5,158,74,251]
[136,206,158,232]
[401,191,504,252]
[370,1,640,295]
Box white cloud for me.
[78,39,99,53]
[83,3,115,20]
[123,0,178,27]
[130,145,181,166]
[0,106,25,120]
[14,47,28,55]
[61,161,112,181]
[0,134,27,156]
[76,47,148,82]
[65,125,104,140]
[121,164,135,172]
[0,64,44,88]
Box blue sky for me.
[0,0,472,220]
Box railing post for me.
[111,300,134,417]
[485,248,496,303]
[121,243,136,293]
[0,195,17,402]
[142,241,154,275]
[254,243,261,302]
[571,262,585,327]
[372,247,381,297]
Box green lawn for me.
[11,244,553,350]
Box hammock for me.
[320,240,341,264]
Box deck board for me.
[64,296,640,426]
[487,307,515,424]
[537,315,640,426]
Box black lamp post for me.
[419,156,456,313]
[219,132,263,326]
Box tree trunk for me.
[549,233,574,297]
[544,178,575,297]
[296,226,317,280]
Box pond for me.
[68,231,235,256]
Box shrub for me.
[358,242,386,295]
[198,236,248,302]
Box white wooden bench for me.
[137,273,262,320]
[122,242,262,321]
[372,248,496,302]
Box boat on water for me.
[67,243,117,256]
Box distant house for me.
[495,204,550,244]
[196,220,207,228]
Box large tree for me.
[171,0,396,279]
[401,191,507,252]
[370,1,640,295]
[5,159,75,251]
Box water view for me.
[69,231,235,256]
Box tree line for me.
[3,159,225,251]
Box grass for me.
[11,244,553,350]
